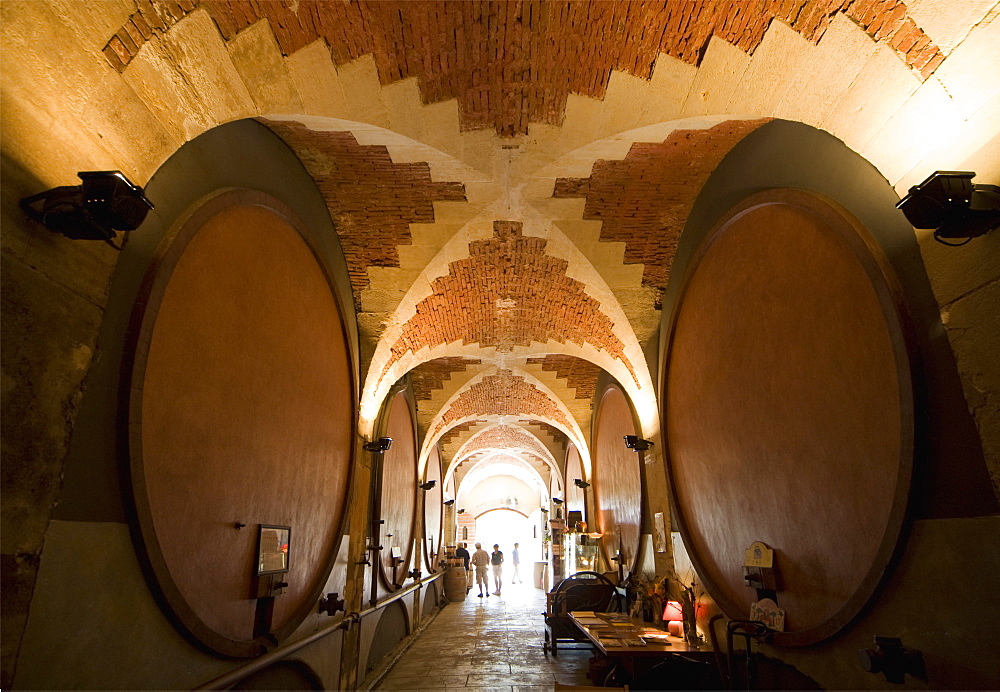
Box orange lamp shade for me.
[663,600,684,621]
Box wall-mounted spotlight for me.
[552,497,564,505]
[363,437,393,453]
[574,478,591,489]
[897,171,1000,246]
[419,480,437,491]
[540,507,549,513]
[623,435,653,452]
[457,508,466,514]
[20,170,153,244]
[443,499,455,506]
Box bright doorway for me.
[475,508,539,588]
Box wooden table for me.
[568,612,716,686]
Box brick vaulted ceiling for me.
[107,1,943,135]
[94,0,966,502]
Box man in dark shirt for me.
[490,544,504,595]
[455,542,471,592]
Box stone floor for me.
[373,580,596,691]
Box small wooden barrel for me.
[444,564,467,601]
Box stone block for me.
[776,14,879,127]
[338,54,390,129]
[287,39,350,119]
[226,19,304,115]
[821,43,920,155]
[680,36,750,118]
[639,54,697,126]
[732,20,812,118]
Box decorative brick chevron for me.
[526,421,565,448]
[433,370,571,438]
[106,1,944,132]
[553,119,769,308]
[462,424,552,461]
[263,120,466,302]
[102,0,198,70]
[465,454,540,477]
[384,221,634,379]
[410,357,483,401]
[526,355,602,401]
[440,421,477,448]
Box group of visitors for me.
[453,541,521,597]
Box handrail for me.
[195,571,445,690]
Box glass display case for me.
[566,532,600,573]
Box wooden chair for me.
[542,571,622,656]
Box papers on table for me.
[601,613,631,623]
[641,634,672,645]
[573,612,676,649]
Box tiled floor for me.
[374,582,596,691]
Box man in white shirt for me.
[511,542,521,584]
[470,542,491,597]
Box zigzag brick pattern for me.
[263,121,466,302]
[410,357,483,401]
[526,354,602,401]
[553,119,769,308]
[384,221,634,379]
[432,370,571,439]
[106,1,945,133]
[462,424,552,460]
[440,421,477,448]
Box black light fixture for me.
[551,497,564,505]
[540,507,549,513]
[443,499,455,506]
[896,171,1000,245]
[457,508,466,514]
[623,435,652,452]
[419,480,437,491]
[574,478,590,489]
[20,170,153,244]
[364,437,393,453]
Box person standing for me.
[511,542,521,584]
[471,542,491,597]
[455,542,471,592]
[490,543,504,595]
